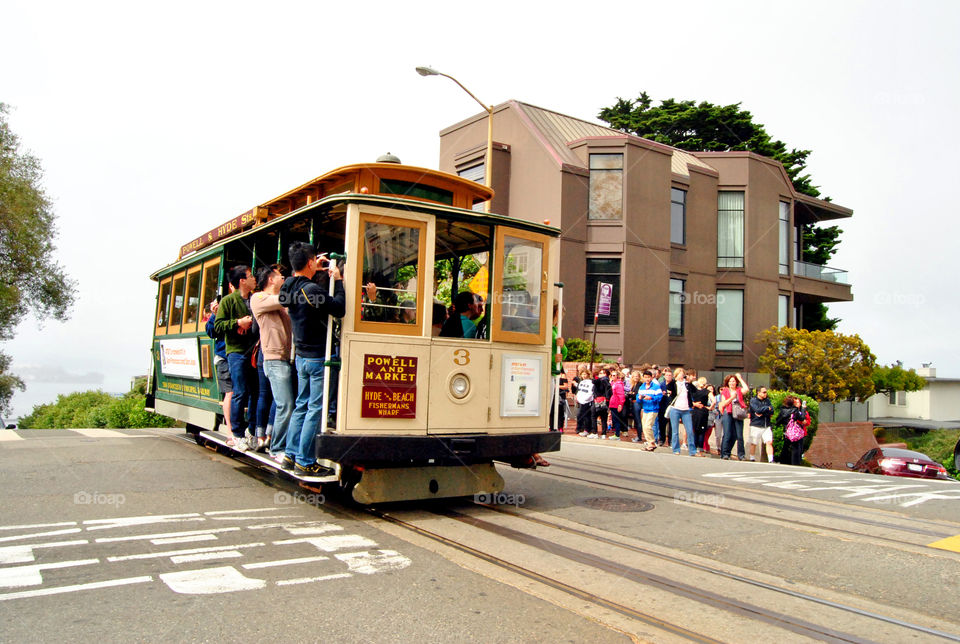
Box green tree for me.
[598,92,821,197]
[0,104,76,414]
[872,364,928,395]
[756,326,877,402]
[564,338,604,363]
[599,93,841,329]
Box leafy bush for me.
[746,389,819,459]
[564,338,604,363]
[19,390,176,429]
[905,429,960,480]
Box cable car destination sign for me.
[360,354,418,419]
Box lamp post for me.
[416,66,493,212]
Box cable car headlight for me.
[449,373,471,399]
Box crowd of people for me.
[557,363,811,464]
[202,242,345,479]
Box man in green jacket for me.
[215,265,259,449]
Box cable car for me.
[147,158,561,503]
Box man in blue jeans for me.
[214,266,259,450]
[279,242,345,477]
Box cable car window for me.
[500,236,542,335]
[168,273,186,332]
[183,269,202,329]
[156,278,172,334]
[199,260,220,320]
[357,215,426,336]
[432,220,492,339]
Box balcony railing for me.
[794,260,848,284]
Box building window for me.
[669,278,685,336]
[457,163,485,212]
[588,154,623,220]
[717,191,744,268]
[671,188,686,245]
[584,258,621,325]
[779,201,790,275]
[888,390,906,406]
[716,289,743,351]
[778,294,790,328]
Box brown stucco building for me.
[438,100,853,371]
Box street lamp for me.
[416,66,494,211]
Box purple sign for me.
[597,282,613,316]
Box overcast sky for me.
[3,0,958,418]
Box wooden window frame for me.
[491,227,549,346]
[155,277,173,336]
[354,213,428,337]
[181,266,203,334]
[167,271,187,334]
[198,258,222,331]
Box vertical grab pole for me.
[553,282,564,432]
[320,253,342,434]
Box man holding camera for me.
[279,242,345,478]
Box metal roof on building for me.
[512,101,717,178]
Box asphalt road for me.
[0,429,627,643]
[2,428,959,643]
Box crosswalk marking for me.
[0,576,153,601]
[242,556,329,569]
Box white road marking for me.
[702,470,960,506]
[0,528,82,544]
[204,508,278,515]
[0,576,152,601]
[84,514,204,531]
[107,542,265,562]
[0,540,88,565]
[0,522,76,531]
[96,527,240,543]
[0,559,99,588]
[274,535,378,552]
[160,566,266,594]
[209,515,299,521]
[70,428,131,439]
[276,573,351,586]
[170,551,242,564]
[335,550,412,575]
[151,534,218,545]
[242,556,329,569]
[248,521,342,533]
[0,431,23,442]
[865,490,960,507]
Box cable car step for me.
[198,431,338,484]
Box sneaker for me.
[280,455,295,471]
[631,437,640,443]
[294,462,335,478]
[235,437,250,452]
[577,431,587,437]
[587,434,597,439]
[749,456,756,462]
[600,435,607,440]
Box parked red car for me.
[848,447,953,481]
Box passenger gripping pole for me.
[554,282,564,432]
[320,252,345,433]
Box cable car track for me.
[173,431,958,641]
[367,504,959,643]
[547,454,960,536]
[537,457,958,550]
